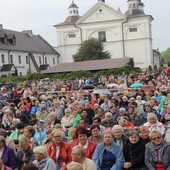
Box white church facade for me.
[55,0,159,69]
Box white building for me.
[55,0,157,69]
[0,24,59,77]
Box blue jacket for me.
[92,141,124,170]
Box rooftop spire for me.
[98,0,105,3]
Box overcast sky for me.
[0,0,169,52]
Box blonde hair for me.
[72,145,86,157]
[67,162,83,170]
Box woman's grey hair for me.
[48,112,56,117]
[12,118,21,124]
[44,118,51,125]
[103,129,114,138]
[33,146,47,156]
[65,108,71,113]
[147,113,157,121]
[112,125,124,133]
[119,107,126,113]
[128,129,139,137]
[19,136,30,144]
[149,130,162,139]
[0,136,6,146]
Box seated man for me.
[71,145,97,170]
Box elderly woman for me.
[33,146,56,170]
[139,126,150,145]
[92,130,124,170]
[71,127,97,159]
[48,112,60,128]
[0,136,17,170]
[101,112,116,128]
[89,125,102,144]
[143,113,165,135]
[112,125,128,149]
[24,125,39,148]
[145,130,170,170]
[17,137,34,170]
[47,130,72,169]
[123,130,146,170]
[61,108,75,129]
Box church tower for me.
[125,0,145,16]
[68,1,79,16]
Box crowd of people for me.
[0,69,170,170]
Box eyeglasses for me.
[152,136,161,141]
[53,135,61,138]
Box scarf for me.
[150,142,163,163]
[37,158,48,170]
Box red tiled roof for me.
[43,58,130,74]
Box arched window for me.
[73,10,76,14]
[70,11,72,14]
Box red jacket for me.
[70,140,97,159]
[47,141,72,164]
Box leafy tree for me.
[162,48,170,63]
[73,38,111,62]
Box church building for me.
[55,0,159,69]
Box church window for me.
[1,54,5,63]
[39,57,42,64]
[99,9,102,12]
[53,58,55,65]
[77,10,79,14]
[10,55,13,64]
[45,57,47,64]
[68,33,76,38]
[73,10,76,14]
[129,28,137,32]
[26,56,29,64]
[18,55,21,64]
[70,11,72,14]
[133,3,136,8]
[98,31,106,42]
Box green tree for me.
[73,38,111,62]
[162,48,170,63]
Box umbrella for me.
[93,89,111,95]
[107,83,118,88]
[130,83,143,88]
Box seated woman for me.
[61,108,75,129]
[101,112,117,128]
[143,113,165,135]
[145,130,170,170]
[71,127,96,159]
[47,130,72,169]
[112,125,128,149]
[0,136,17,170]
[33,146,56,170]
[17,137,34,170]
[89,125,102,144]
[92,130,124,170]
[123,130,146,170]
[139,126,150,145]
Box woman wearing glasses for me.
[145,130,170,170]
